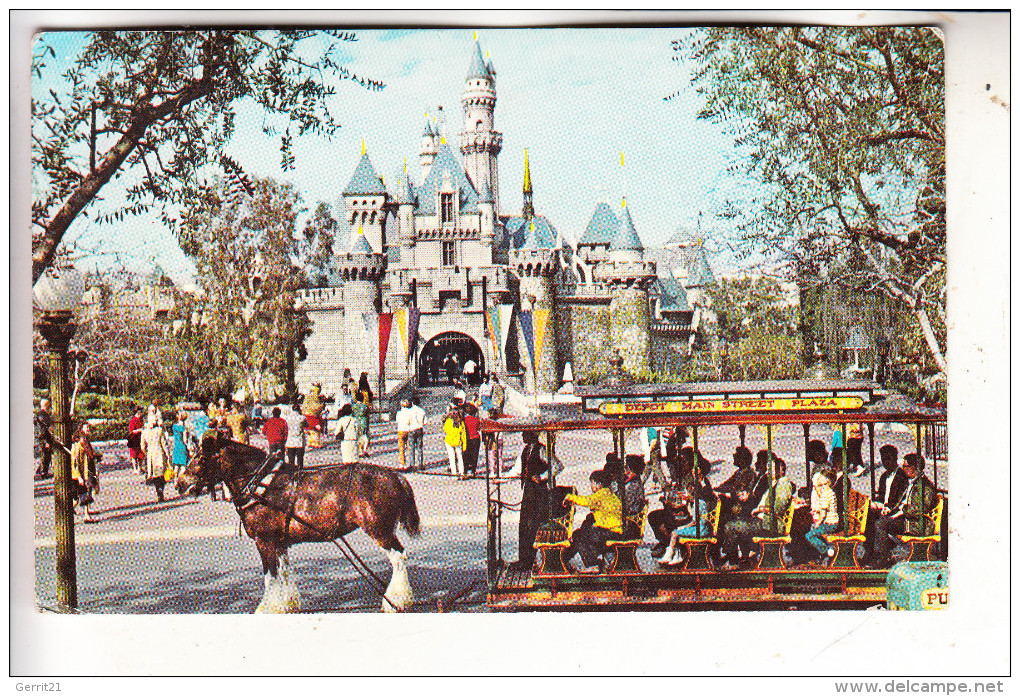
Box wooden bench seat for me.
[604,504,649,574]
[824,488,870,569]
[897,494,945,562]
[751,499,798,570]
[532,487,577,576]
[671,499,723,571]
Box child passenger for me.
[805,470,840,562]
[562,470,623,573]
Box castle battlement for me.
[594,260,657,287]
[299,287,344,310]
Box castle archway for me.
[418,331,485,387]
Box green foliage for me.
[716,330,805,381]
[179,175,310,402]
[680,26,946,372]
[31,29,382,282]
[707,276,798,346]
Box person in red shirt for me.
[262,406,288,459]
[462,403,481,477]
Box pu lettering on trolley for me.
[598,396,864,416]
[920,588,948,610]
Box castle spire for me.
[522,148,534,219]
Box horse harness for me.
[224,449,357,545]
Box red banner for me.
[378,313,394,377]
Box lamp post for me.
[34,266,86,611]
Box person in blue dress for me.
[171,411,190,475]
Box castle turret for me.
[594,199,656,374]
[477,174,495,258]
[343,142,389,255]
[395,165,417,256]
[459,37,503,215]
[419,116,438,184]
[510,217,561,393]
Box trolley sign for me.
[598,396,865,416]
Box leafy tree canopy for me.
[31,29,382,283]
[680,26,946,372]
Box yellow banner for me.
[598,396,864,416]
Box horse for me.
[176,433,421,613]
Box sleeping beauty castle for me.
[294,36,716,397]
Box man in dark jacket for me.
[867,452,936,568]
[510,431,550,571]
[862,444,910,562]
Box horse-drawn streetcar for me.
[480,379,947,611]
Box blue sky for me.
[34,27,749,284]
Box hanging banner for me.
[519,310,535,375]
[497,304,515,367]
[485,305,500,366]
[407,307,420,361]
[378,313,394,377]
[395,308,408,360]
[532,308,550,371]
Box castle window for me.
[440,192,455,225]
[442,241,456,267]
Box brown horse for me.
[176,434,420,613]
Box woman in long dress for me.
[71,423,100,523]
[141,414,171,502]
[171,410,190,475]
[333,404,360,464]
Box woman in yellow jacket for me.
[443,407,468,478]
[563,469,623,572]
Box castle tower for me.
[339,227,387,380]
[477,174,495,259]
[594,199,656,374]
[459,37,502,214]
[510,219,561,393]
[343,142,389,255]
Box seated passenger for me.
[562,470,623,573]
[865,453,937,568]
[804,470,840,564]
[716,446,755,496]
[807,439,830,477]
[861,445,909,562]
[719,458,796,568]
[648,484,690,559]
[657,482,713,566]
[621,455,646,537]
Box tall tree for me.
[681,26,946,373]
[180,176,308,402]
[31,29,382,282]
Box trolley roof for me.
[480,380,944,434]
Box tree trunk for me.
[914,307,948,375]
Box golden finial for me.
[361,138,366,155]
[474,30,478,41]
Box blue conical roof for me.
[349,228,375,255]
[610,202,643,251]
[477,176,493,204]
[343,152,387,196]
[505,215,558,250]
[688,247,716,286]
[579,202,618,246]
[467,41,492,79]
[416,142,479,215]
[422,120,435,138]
[394,172,415,205]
